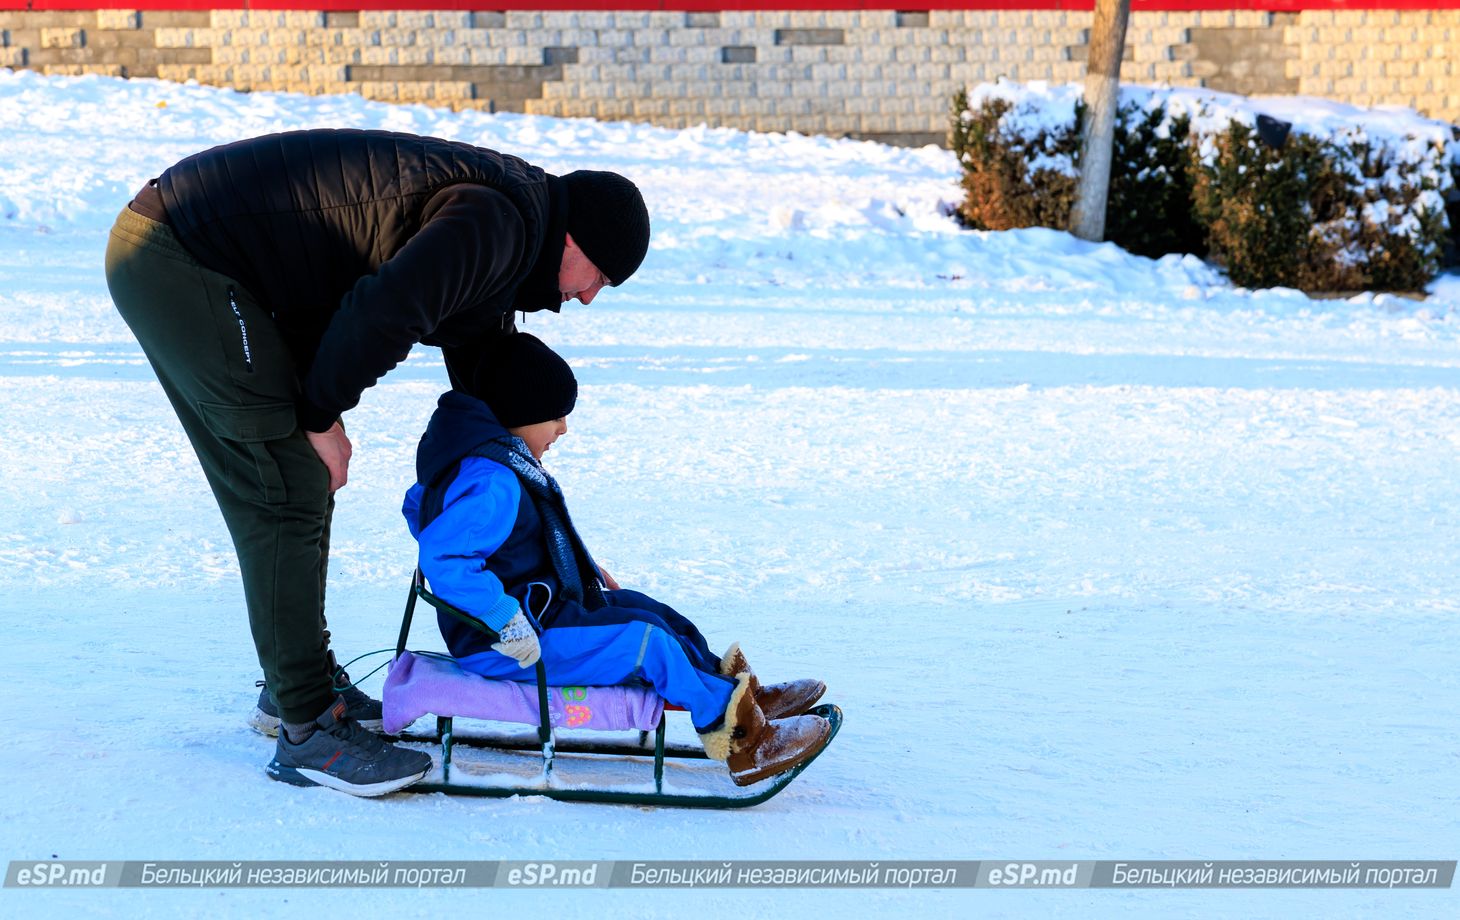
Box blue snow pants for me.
[453,589,737,732]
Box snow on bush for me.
[951,79,1460,292]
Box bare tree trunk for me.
[1070,0,1132,242]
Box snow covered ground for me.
[2,68,1458,917]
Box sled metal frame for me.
[390,569,840,808]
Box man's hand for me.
[305,421,352,492]
[598,565,621,591]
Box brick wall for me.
[0,8,1456,145]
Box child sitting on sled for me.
[401,332,829,786]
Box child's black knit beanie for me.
[470,332,578,427]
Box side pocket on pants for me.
[198,401,298,504]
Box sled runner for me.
[385,570,841,808]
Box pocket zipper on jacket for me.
[227,287,254,373]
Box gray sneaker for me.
[266,697,431,796]
[250,677,383,737]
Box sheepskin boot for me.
[719,642,827,720]
[700,672,832,787]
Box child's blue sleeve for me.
[407,457,523,632]
[401,484,426,539]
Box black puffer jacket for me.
[157,128,568,432]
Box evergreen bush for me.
[950,82,1459,293]
[1189,121,1452,291]
[949,87,1200,258]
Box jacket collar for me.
[511,174,569,315]
[415,390,509,487]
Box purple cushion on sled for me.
[382,650,665,735]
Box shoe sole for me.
[250,708,383,738]
[248,709,281,738]
[266,762,430,797]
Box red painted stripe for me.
[7,1,1460,13]
[321,749,343,771]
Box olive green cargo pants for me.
[105,206,338,723]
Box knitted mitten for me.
[491,609,542,668]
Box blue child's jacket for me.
[403,390,564,657]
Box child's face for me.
[509,417,568,460]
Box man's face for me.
[559,233,610,305]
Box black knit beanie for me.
[560,170,650,286]
[470,333,578,428]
